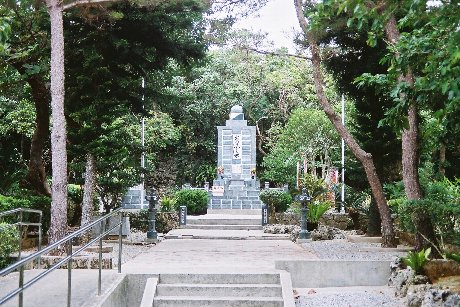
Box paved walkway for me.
[0,228,316,306]
[123,238,317,274]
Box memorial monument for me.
[209,105,262,209]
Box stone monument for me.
[209,105,262,209]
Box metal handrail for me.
[0,207,124,307]
[0,208,43,262]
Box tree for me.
[45,0,69,245]
[0,2,51,196]
[263,108,339,187]
[150,38,335,186]
[294,0,396,247]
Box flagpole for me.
[141,78,146,209]
[341,94,345,213]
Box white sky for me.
[233,0,301,51]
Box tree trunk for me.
[81,153,96,244]
[384,15,437,253]
[294,0,397,247]
[11,63,51,196]
[46,0,68,245]
[439,142,446,176]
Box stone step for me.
[183,224,262,230]
[156,283,282,297]
[206,209,261,215]
[152,296,284,307]
[159,273,280,285]
[187,218,260,226]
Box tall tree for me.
[294,0,396,247]
[0,2,51,195]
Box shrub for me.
[159,196,176,212]
[0,223,19,269]
[259,190,292,213]
[156,212,179,233]
[308,201,331,225]
[446,253,460,264]
[299,174,328,200]
[127,210,179,233]
[174,189,208,215]
[260,190,292,224]
[0,194,51,233]
[391,178,460,245]
[403,248,431,274]
[127,210,148,232]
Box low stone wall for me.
[37,255,112,269]
[319,213,352,230]
[274,212,352,231]
[274,212,299,225]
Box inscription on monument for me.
[232,134,242,159]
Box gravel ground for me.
[294,286,403,307]
[296,239,408,307]
[105,230,156,268]
[301,239,409,260]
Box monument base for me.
[209,178,262,210]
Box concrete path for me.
[123,238,318,274]
[0,269,119,307]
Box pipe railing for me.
[0,208,124,307]
[0,208,43,262]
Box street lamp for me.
[145,187,158,242]
[297,188,311,240]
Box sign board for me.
[212,186,225,196]
[262,204,268,226]
[179,206,187,226]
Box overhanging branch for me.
[241,46,311,61]
[63,0,117,10]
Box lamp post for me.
[297,188,311,240]
[145,187,158,242]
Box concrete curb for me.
[280,271,296,307]
[140,277,158,307]
[275,260,392,288]
[89,273,126,307]
[164,235,290,240]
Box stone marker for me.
[210,105,262,210]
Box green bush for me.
[156,212,179,233]
[127,210,148,231]
[299,174,328,200]
[397,178,460,245]
[174,189,208,215]
[127,210,178,233]
[259,190,292,213]
[159,196,176,212]
[0,194,51,233]
[0,223,19,269]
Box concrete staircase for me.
[183,214,262,231]
[151,273,286,307]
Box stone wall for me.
[274,212,299,225]
[319,212,352,230]
[32,255,112,269]
[274,212,352,230]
